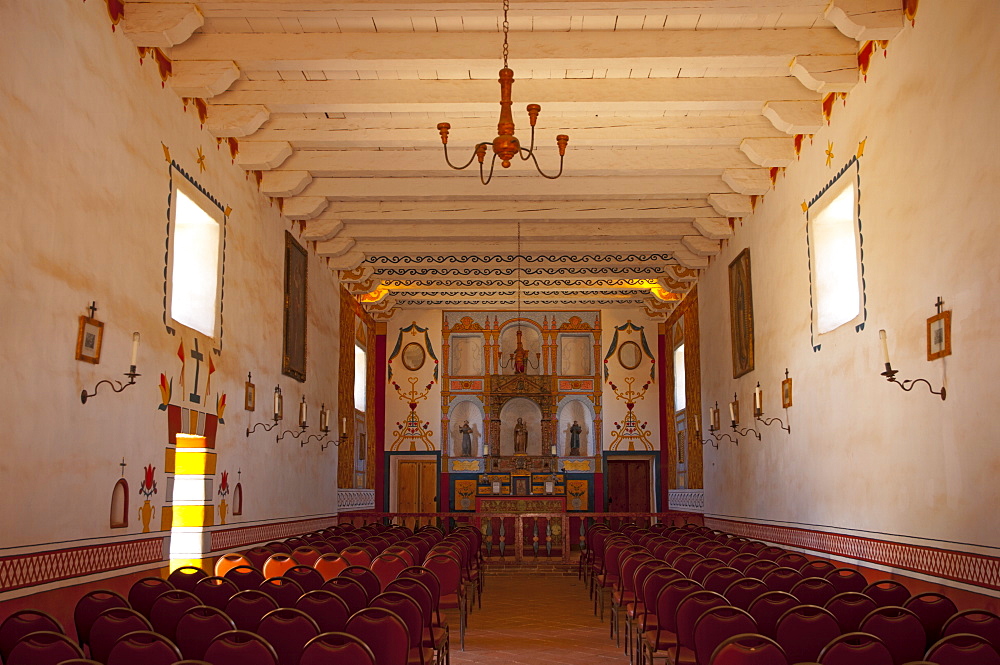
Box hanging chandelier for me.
[435,0,569,185]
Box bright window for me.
[674,343,686,411]
[810,177,861,334]
[169,187,222,337]
[354,344,367,411]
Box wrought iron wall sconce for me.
[81,332,141,404]
[303,403,332,448]
[729,393,761,440]
[246,386,282,436]
[702,402,738,447]
[277,395,310,442]
[879,329,946,400]
[753,382,791,433]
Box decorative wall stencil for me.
[217,471,230,525]
[282,231,308,382]
[558,379,594,391]
[390,377,436,451]
[365,252,676,266]
[451,459,484,473]
[608,377,654,451]
[454,479,477,510]
[138,465,157,533]
[562,459,595,472]
[387,322,439,382]
[603,321,655,382]
[567,479,589,510]
[450,379,484,391]
[728,248,755,378]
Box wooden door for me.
[397,460,438,515]
[606,460,652,513]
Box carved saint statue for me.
[569,420,582,456]
[513,417,528,454]
[459,420,473,457]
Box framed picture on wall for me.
[282,231,308,382]
[781,377,793,408]
[927,310,952,360]
[244,378,255,411]
[75,315,104,364]
[728,248,755,378]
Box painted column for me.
[170,433,215,571]
[374,323,387,511]
[657,322,671,511]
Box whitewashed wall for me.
[699,1,1000,549]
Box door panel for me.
[398,460,438,515]
[606,459,652,513]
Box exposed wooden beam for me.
[790,55,859,93]
[708,193,752,217]
[825,0,904,41]
[307,199,719,221]
[338,219,697,241]
[762,100,824,134]
[259,170,311,196]
[722,168,772,195]
[693,217,734,240]
[283,196,330,220]
[169,61,240,98]
[203,104,269,137]
[234,141,293,170]
[122,3,203,48]
[740,137,796,167]
[301,218,344,241]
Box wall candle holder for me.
[303,403,332,447]
[278,396,310,442]
[246,386,282,436]
[879,329,947,400]
[730,392,761,440]
[703,402,738,447]
[81,332,141,404]
[754,381,791,433]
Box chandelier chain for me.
[502,0,510,68]
[516,217,522,322]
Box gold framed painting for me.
[927,311,952,361]
[75,315,104,364]
[781,377,793,408]
[244,379,255,411]
[282,231,308,382]
[728,248,755,378]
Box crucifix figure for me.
[189,338,204,403]
[935,296,945,314]
[88,301,98,318]
[119,457,127,477]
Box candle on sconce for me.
[729,400,736,424]
[320,404,329,432]
[341,416,347,432]
[754,383,762,414]
[299,397,308,428]
[879,329,891,367]
[129,332,140,367]
[484,442,490,456]
[273,387,282,420]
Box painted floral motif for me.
[139,464,158,498]
[218,470,230,497]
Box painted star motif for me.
[196,146,207,172]
[825,141,835,167]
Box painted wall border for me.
[208,513,341,552]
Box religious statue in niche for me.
[514,417,528,454]
[459,420,474,457]
[569,420,582,456]
[500,328,539,374]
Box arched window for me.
[110,479,129,528]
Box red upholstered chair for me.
[323,576,371,614]
[632,568,685,662]
[904,592,960,649]
[259,577,305,608]
[774,605,841,664]
[642,578,703,665]
[386,577,449,665]
[824,591,878,633]
[385,544,419,567]
[256,608,321,665]
[267,541,293,555]
[87,607,152,664]
[761,567,805,593]
[174,604,236,661]
[5,631,83,665]
[744,560,780,581]
[924,632,1000,665]
[340,565,383,600]
[202,630,279,665]
[51,660,102,665]
[825,568,868,594]
[345,607,411,665]
[800,560,837,578]
[859,605,926,665]
[592,539,631,619]
[149,589,201,642]
[729,553,760,573]
[283,564,325,593]
[674,552,706,578]
[370,591,435,665]
[747,591,799,639]
[73,588,128,648]
[673,590,729,664]
[291,546,322,568]
[422,554,468,650]
[341,545,374,567]
[864,579,912,608]
[612,552,656,647]
[215,552,253,577]
[693,606,757,665]
[707,547,740,565]
[193,575,240,610]
[300,631,376,665]
[106,630,182,665]
[709,633,788,665]
[690,559,728,585]
[942,609,1000,649]
[817,632,893,665]
[225,589,279,631]
[127,577,175,619]
[168,565,210,592]
[789,576,838,607]
[738,541,767,557]
[224,564,266,591]
[773,552,809,571]
[723,577,769,612]
[243,547,274,571]
[262,553,298,579]
[372,552,411,591]
[314,552,350,581]
[757,547,786,562]
[295,589,352,633]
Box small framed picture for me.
[244,379,256,411]
[781,377,793,408]
[75,315,104,364]
[927,311,952,361]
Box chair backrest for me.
[340,545,374,567]
[942,609,1000,650]
[729,553,760,573]
[225,589,280,631]
[859,605,926,665]
[422,554,463,598]
[370,591,425,650]
[243,546,274,570]
[708,547,741,565]
[291,546,322,567]
[0,609,65,660]
[824,568,868,594]
[322,576,371,614]
[345,607,410,665]
[149,588,201,641]
[773,552,809,571]
[194,575,240,610]
[799,560,837,578]
[762,567,805,593]
[385,577,436,637]
[313,552,350,580]
[299,631,376,665]
[340,564,383,599]
[267,541,293,555]
[283,564,325,593]
[168,565,210,592]
[744,560,780,580]
[398,565,445,624]
[703,568,744,596]
[863,579,911,608]
[174,604,236,661]
[758,547,786,562]
[73,588,129,646]
[824,591,878,633]
[224,564,266,591]
[262,553,299,579]
[215,552,253,577]
[709,633,788,665]
[747,591,799,638]
[259,576,305,608]
[817,631,893,665]
[106,629,182,665]
[295,589,352,633]
[690,558,728,584]
[903,592,960,648]
[674,552,706,577]
[372,552,410,590]
[738,541,767,556]
[256,608,321,665]
[5,630,83,665]
[127,577,175,618]
[774,604,841,664]
[693,606,757,665]
[384,544,418,567]
[723,577,769,612]
[654,578,704,636]
[924,632,1000,665]
[88,607,152,664]
[789,576,837,606]
[203,629,279,665]
[676,590,729,652]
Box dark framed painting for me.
[728,248,755,378]
[282,231,308,382]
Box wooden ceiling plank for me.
[307,199,718,221]
[338,220,696,239]
[122,2,204,48]
[343,238,685,254]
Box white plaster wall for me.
[0,1,341,548]
[698,1,1000,549]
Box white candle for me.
[754,384,762,412]
[274,388,281,420]
[729,401,736,424]
[484,443,490,456]
[879,329,890,365]
[320,405,329,432]
[299,398,307,427]
[130,332,140,367]
[341,416,347,432]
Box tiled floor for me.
[449,568,629,665]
